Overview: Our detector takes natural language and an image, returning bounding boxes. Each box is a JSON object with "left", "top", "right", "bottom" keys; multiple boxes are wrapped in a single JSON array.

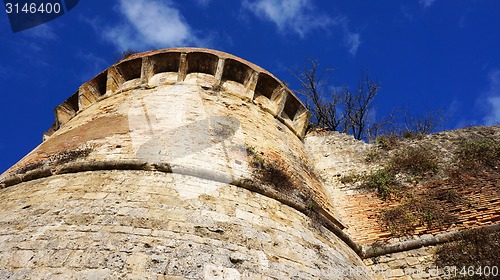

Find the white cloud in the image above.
[
  {"left": 484, "top": 96, "right": 500, "bottom": 125},
  {"left": 242, "top": 0, "right": 333, "bottom": 37},
  {"left": 242, "top": 0, "right": 360, "bottom": 55},
  {"left": 102, "top": 0, "right": 206, "bottom": 51},
  {"left": 419, "top": 0, "right": 436, "bottom": 9},
  {"left": 23, "top": 24, "right": 58, "bottom": 41},
  {"left": 483, "top": 70, "right": 500, "bottom": 125},
  {"left": 336, "top": 16, "right": 361, "bottom": 57},
  {"left": 344, "top": 29, "right": 360, "bottom": 57}
]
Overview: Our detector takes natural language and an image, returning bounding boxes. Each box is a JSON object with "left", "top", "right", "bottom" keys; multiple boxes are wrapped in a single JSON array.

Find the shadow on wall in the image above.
[
  {"left": 135, "top": 115, "right": 241, "bottom": 184},
  {"left": 136, "top": 116, "right": 240, "bottom": 163}
]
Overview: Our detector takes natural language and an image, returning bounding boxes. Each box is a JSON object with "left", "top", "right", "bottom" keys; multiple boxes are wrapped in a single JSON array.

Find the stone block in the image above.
[
  {"left": 406, "top": 256, "right": 420, "bottom": 266},
  {"left": 82, "top": 192, "right": 108, "bottom": 200},
  {"left": 391, "top": 268, "right": 405, "bottom": 277},
  {"left": 7, "top": 250, "right": 35, "bottom": 268}
]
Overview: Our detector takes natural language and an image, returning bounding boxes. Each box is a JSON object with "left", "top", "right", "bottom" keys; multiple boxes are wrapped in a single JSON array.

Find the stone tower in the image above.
[{"left": 0, "top": 48, "right": 369, "bottom": 279}]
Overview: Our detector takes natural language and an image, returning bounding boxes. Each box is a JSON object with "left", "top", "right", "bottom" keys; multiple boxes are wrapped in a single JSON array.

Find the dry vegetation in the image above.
[
  {"left": 337, "top": 126, "right": 500, "bottom": 269},
  {"left": 341, "top": 126, "right": 500, "bottom": 237},
  {"left": 435, "top": 228, "right": 500, "bottom": 279}
]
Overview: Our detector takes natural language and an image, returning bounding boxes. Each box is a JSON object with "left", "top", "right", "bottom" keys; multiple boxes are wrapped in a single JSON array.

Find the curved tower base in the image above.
[
  {"left": 0, "top": 48, "right": 370, "bottom": 279},
  {"left": 0, "top": 170, "right": 368, "bottom": 279}
]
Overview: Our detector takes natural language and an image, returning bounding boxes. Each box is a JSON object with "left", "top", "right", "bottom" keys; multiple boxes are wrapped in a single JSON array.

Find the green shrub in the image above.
[
  {"left": 362, "top": 144, "right": 439, "bottom": 199},
  {"left": 340, "top": 173, "right": 362, "bottom": 184},
  {"left": 379, "top": 206, "right": 416, "bottom": 235},
  {"left": 389, "top": 145, "right": 438, "bottom": 177},
  {"left": 375, "top": 134, "right": 400, "bottom": 150},
  {"left": 433, "top": 188, "right": 463, "bottom": 205},
  {"left": 455, "top": 138, "right": 500, "bottom": 170},
  {"left": 402, "top": 130, "right": 415, "bottom": 139},
  {"left": 246, "top": 145, "right": 299, "bottom": 195},
  {"left": 365, "top": 145, "right": 388, "bottom": 163},
  {"left": 362, "top": 168, "right": 398, "bottom": 199},
  {"left": 379, "top": 195, "right": 455, "bottom": 236}
]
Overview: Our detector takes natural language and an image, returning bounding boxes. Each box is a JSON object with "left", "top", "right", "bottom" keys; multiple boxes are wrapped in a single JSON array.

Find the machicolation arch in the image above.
[{"left": 46, "top": 48, "right": 310, "bottom": 141}]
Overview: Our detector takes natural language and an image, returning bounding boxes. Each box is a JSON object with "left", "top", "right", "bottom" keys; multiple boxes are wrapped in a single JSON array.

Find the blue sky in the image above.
[{"left": 1, "top": 0, "right": 499, "bottom": 173}]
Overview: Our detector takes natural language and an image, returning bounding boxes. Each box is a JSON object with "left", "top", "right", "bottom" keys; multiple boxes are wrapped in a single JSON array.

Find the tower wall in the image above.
[
  {"left": 0, "top": 171, "right": 366, "bottom": 279},
  {"left": 0, "top": 48, "right": 369, "bottom": 279}
]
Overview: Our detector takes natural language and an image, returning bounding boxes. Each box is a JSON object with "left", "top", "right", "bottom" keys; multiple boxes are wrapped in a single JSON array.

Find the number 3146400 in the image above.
[{"left": 5, "top": 2, "right": 62, "bottom": 14}]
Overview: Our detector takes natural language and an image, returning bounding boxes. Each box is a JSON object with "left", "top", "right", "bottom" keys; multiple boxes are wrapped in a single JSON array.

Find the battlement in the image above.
[{"left": 45, "top": 48, "right": 310, "bottom": 140}]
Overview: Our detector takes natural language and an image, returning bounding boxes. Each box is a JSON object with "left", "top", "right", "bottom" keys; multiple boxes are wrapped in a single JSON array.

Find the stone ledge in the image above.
[
  {"left": 362, "top": 223, "right": 500, "bottom": 258},
  {"left": 0, "top": 160, "right": 360, "bottom": 257}
]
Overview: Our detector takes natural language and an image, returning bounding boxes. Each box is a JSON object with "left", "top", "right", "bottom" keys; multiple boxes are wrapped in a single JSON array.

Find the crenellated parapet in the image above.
[{"left": 45, "top": 48, "right": 310, "bottom": 140}]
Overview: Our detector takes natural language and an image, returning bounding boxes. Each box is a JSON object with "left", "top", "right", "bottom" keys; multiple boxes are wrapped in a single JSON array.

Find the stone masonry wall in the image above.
[
  {"left": 305, "top": 130, "right": 384, "bottom": 244},
  {"left": 0, "top": 170, "right": 369, "bottom": 279},
  {"left": 305, "top": 127, "right": 500, "bottom": 279},
  {"left": 2, "top": 48, "right": 340, "bottom": 228},
  {"left": 0, "top": 48, "right": 368, "bottom": 279},
  {"left": 363, "top": 246, "right": 440, "bottom": 280}
]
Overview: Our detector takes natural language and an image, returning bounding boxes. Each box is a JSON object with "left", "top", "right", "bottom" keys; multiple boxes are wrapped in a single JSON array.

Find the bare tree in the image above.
[
  {"left": 368, "top": 107, "right": 446, "bottom": 141},
  {"left": 402, "top": 107, "right": 445, "bottom": 136},
  {"left": 114, "top": 49, "right": 140, "bottom": 62},
  {"left": 290, "top": 59, "right": 344, "bottom": 131},
  {"left": 367, "top": 108, "right": 399, "bottom": 142},
  {"left": 292, "top": 58, "right": 446, "bottom": 141},
  {"left": 292, "top": 60, "right": 380, "bottom": 140},
  {"left": 343, "top": 70, "right": 380, "bottom": 140}
]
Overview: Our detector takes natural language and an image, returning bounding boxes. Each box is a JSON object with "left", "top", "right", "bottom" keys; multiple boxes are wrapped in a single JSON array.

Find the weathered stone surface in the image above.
[
  {"left": 3, "top": 56, "right": 338, "bottom": 229},
  {"left": 363, "top": 245, "right": 445, "bottom": 279},
  {"left": 0, "top": 48, "right": 368, "bottom": 279},
  {"left": 305, "top": 131, "right": 383, "bottom": 243},
  {"left": 0, "top": 171, "right": 368, "bottom": 278},
  {"left": 306, "top": 126, "right": 500, "bottom": 279}
]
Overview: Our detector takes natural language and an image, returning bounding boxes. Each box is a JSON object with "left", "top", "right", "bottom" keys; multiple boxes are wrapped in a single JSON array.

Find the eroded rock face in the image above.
[{"left": 0, "top": 48, "right": 369, "bottom": 279}]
